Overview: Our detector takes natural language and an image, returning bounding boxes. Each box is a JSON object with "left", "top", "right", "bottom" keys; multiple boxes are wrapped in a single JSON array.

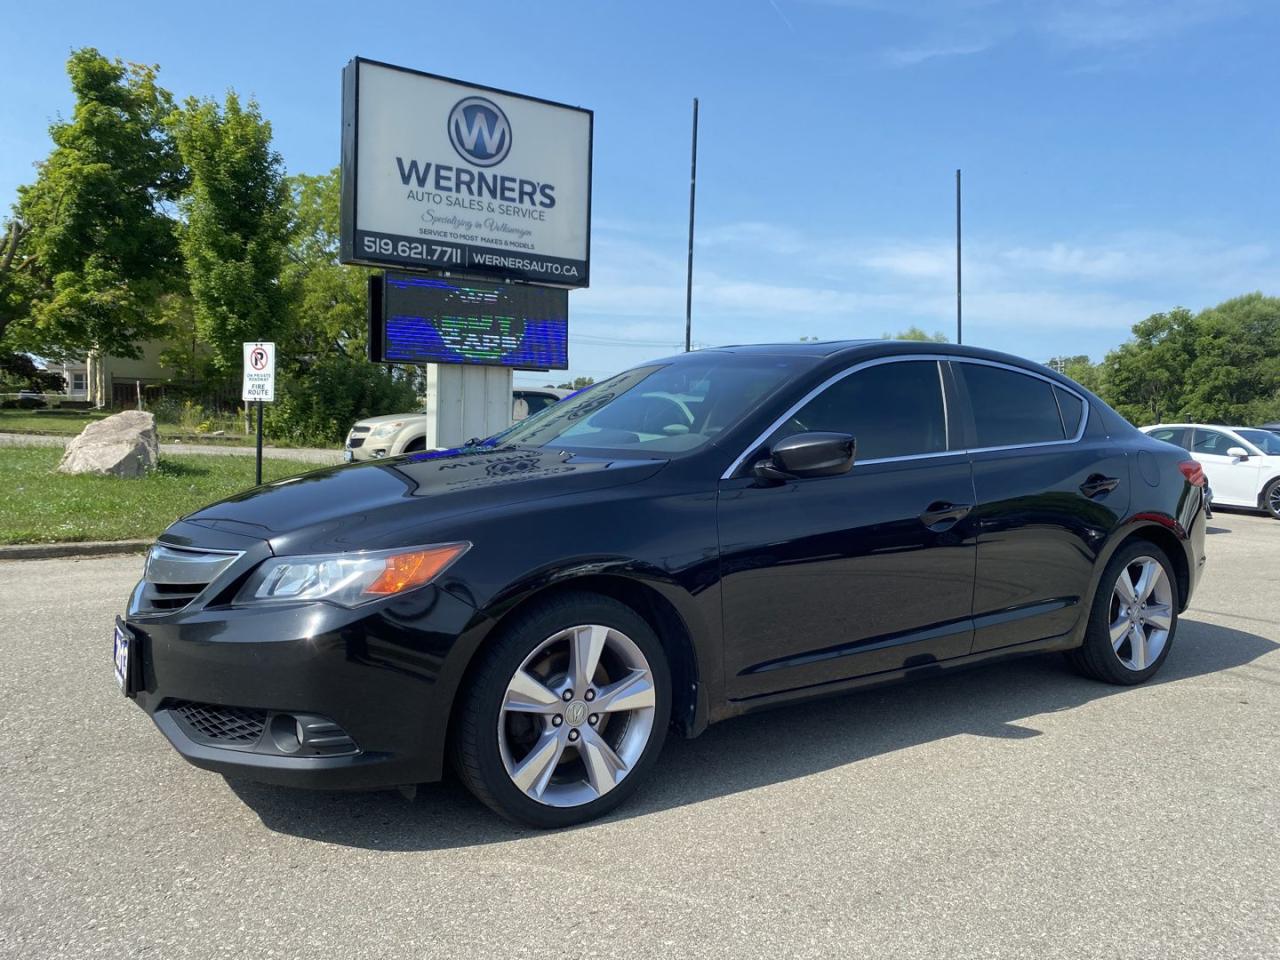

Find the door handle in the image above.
[
  {"left": 1080, "top": 474, "right": 1120, "bottom": 499},
  {"left": 920, "top": 501, "right": 972, "bottom": 530}
]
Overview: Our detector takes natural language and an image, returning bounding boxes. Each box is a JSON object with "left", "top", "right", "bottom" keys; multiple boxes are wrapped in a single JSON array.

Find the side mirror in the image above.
[
  {"left": 754, "top": 432, "right": 855, "bottom": 481},
  {"left": 1227, "top": 446, "right": 1250, "bottom": 460}
]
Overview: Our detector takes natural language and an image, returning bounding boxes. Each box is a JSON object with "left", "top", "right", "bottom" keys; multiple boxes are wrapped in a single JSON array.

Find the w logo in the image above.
[{"left": 448, "top": 97, "right": 512, "bottom": 167}]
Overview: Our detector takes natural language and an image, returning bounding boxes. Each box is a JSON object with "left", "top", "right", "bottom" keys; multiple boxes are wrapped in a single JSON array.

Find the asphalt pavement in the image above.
[{"left": 1, "top": 512, "right": 1276, "bottom": 959}]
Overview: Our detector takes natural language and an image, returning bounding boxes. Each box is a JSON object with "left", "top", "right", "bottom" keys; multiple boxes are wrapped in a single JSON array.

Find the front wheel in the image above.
[
  {"left": 452, "top": 592, "right": 670, "bottom": 827},
  {"left": 1263, "top": 478, "right": 1280, "bottom": 520},
  {"left": 1069, "top": 541, "right": 1179, "bottom": 685}
]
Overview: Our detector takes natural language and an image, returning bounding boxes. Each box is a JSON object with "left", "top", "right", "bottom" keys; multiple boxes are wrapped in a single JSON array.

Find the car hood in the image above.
[
  {"left": 180, "top": 446, "right": 668, "bottom": 554},
  {"left": 351, "top": 411, "right": 423, "bottom": 429}
]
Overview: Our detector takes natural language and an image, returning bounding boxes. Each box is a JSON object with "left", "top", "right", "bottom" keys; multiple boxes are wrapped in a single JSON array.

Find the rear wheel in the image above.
[
  {"left": 1263, "top": 478, "right": 1280, "bottom": 520},
  {"left": 1069, "top": 541, "right": 1178, "bottom": 685},
  {"left": 452, "top": 592, "right": 670, "bottom": 827}
]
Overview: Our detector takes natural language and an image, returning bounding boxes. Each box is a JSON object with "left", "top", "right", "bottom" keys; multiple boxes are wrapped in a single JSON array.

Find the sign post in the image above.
[{"left": 242, "top": 341, "right": 276, "bottom": 485}]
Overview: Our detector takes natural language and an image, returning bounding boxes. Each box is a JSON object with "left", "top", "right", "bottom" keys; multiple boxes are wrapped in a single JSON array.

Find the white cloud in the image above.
[
  {"left": 857, "top": 244, "right": 955, "bottom": 280},
  {"left": 882, "top": 41, "right": 993, "bottom": 67},
  {"left": 1042, "top": 0, "right": 1238, "bottom": 48},
  {"left": 559, "top": 216, "right": 1279, "bottom": 379},
  {"left": 801, "top": 0, "right": 1246, "bottom": 66},
  {"left": 999, "top": 235, "right": 1273, "bottom": 285}
]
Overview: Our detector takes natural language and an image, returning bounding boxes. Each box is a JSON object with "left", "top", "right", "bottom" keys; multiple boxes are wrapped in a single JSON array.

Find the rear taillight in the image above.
[{"left": 1178, "top": 460, "right": 1206, "bottom": 487}]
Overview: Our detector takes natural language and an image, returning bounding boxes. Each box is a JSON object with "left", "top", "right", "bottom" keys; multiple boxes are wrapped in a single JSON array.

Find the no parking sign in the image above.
[{"left": 242, "top": 342, "right": 276, "bottom": 402}]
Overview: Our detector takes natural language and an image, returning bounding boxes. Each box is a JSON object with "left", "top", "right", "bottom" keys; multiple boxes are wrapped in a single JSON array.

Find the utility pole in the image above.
[
  {"left": 955, "top": 168, "right": 963, "bottom": 345},
  {"left": 684, "top": 98, "right": 699, "bottom": 353}
]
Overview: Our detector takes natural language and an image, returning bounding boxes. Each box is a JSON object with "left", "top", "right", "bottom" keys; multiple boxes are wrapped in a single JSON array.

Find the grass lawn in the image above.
[
  {"left": 0, "top": 446, "right": 320, "bottom": 544},
  {"left": 0, "top": 409, "right": 303, "bottom": 446},
  {"left": 0, "top": 409, "right": 113, "bottom": 435}
]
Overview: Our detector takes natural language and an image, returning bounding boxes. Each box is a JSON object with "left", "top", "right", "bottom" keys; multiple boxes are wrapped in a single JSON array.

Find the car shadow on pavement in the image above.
[{"left": 227, "top": 616, "right": 1275, "bottom": 851}]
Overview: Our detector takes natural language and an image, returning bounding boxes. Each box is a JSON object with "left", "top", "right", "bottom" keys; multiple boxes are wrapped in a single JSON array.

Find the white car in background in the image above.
[
  {"left": 344, "top": 387, "right": 569, "bottom": 462},
  {"left": 1141, "top": 423, "right": 1280, "bottom": 520}
]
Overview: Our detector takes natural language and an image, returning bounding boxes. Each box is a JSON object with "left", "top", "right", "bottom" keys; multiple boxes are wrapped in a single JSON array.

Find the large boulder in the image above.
[{"left": 58, "top": 410, "right": 160, "bottom": 478}]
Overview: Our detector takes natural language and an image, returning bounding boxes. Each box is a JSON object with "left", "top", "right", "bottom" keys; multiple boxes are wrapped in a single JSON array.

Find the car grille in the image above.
[
  {"left": 133, "top": 544, "right": 243, "bottom": 615},
  {"left": 170, "top": 700, "right": 267, "bottom": 745},
  {"left": 350, "top": 425, "right": 371, "bottom": 435},
  {"left": 347, "top": 436, "right": 365, "bottom": 449}
]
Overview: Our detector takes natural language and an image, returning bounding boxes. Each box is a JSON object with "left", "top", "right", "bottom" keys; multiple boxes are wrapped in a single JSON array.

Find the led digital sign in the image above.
[{"left": 371, "top": 272, "right": 568, "bottom": 370}]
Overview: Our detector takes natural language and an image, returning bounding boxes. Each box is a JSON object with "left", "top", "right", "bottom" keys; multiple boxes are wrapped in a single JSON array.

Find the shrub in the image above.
[{"left": 263, "top": 355, "right": 419, "bottom": 446}]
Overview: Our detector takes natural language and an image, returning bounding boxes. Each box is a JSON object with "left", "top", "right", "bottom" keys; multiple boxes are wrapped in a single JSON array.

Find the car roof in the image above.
[
  {"left": 700, "top": 339, "right": 878, "bottom": 358},
  {"left": 1143, "top": 423, "right": 1247, "bottom": 430},
  {"left": 658, "top": 339, "right": 1068, "bottom": 371}
]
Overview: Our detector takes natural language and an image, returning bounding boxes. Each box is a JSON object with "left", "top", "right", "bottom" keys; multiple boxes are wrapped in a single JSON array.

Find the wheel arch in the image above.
[
  {"left": 1094, "top": 519, "right": 1192, "bottom": 615},
  {"left": 1257, "top": 474, "right": 1280, "bottom": 512},
  {"left": 444, "top": 572, "right": 710, "bottom": 757},
  {"left": 390, "top": 426, "right": 428, "bottom": 455}
]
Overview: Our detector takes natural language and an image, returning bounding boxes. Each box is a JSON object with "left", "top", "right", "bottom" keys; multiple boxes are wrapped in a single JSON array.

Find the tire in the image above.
[
  {"left": 402, "top": 437, "right": 426, "bottom": 453},
  {"left": 452, "top": 591, "right": 670, "bottom": 828},
  {"left": 1068, "top": 540, "right": 1179, "bottom": 685},
  {"left": 1263, "top": 478, "right": 1280, "bottom": 520}
]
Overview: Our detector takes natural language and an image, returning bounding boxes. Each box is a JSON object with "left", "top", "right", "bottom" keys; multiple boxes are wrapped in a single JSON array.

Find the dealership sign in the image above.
[{"left": 340, "top": 58, "right": 592, "bottom": 287}]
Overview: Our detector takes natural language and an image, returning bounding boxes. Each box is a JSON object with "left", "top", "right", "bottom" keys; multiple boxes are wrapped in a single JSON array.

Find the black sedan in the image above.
[{"left": 116, "top": 341, "right": 1207, "bottom": 827}]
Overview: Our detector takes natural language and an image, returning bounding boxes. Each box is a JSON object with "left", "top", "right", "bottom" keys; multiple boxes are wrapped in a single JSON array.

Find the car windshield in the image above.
[
  {"left": 480, "top": 354, "right": 811, "bottom": 455},
  {"left": 1237, "top": 429, "right": 1280, "bottom": 455}
]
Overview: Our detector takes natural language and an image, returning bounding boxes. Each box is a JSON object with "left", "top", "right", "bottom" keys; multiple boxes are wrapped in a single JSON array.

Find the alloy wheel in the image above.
[
  {"left": 1268, "top": 483, "right": 1280, "bottom": 518},
  {"left": 497, "top": 624, "right": 656, "bottom": 808},
  {"left": 1109, "top": 556, "right": 1174, "bottom": 671}
]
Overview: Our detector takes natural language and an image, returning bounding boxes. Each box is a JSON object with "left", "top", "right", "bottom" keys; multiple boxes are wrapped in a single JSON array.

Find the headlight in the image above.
[
  {"left": 233, "top": 542, "right": 470, "bottom": 607},
  {"left": 369, "top": 421, "right": 403, "bottom": 437}
]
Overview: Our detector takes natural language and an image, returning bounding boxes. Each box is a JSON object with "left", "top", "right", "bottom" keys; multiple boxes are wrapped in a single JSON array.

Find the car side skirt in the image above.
[{"left": 718, "top": 630, "right": 1078, "bottom": 719}]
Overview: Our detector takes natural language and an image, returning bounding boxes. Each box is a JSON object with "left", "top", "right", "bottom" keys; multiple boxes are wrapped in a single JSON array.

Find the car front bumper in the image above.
[{"left": 126, "top": 585, "right": 489, "bottom": 789}]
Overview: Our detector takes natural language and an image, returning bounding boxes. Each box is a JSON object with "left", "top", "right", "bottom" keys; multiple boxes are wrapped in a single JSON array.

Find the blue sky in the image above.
[{"left": 3, "top": 0, "right": 1278, "bottom": 385}]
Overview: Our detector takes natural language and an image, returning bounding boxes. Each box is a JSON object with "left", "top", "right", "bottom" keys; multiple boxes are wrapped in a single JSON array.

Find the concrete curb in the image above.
[{"left": 0, "top": 539, "right": 150, "bottom": 561}]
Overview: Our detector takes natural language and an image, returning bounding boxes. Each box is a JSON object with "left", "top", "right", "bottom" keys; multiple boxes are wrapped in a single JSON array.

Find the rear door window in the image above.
[
  {"left": 1192, "top": 429, "right": 1235, "bottom": 455},
  {"left": 1054, "top": 387, "right": 1085, "bottom": 437},
  {"left": 1148, "top": 427, "right": 1190, "bottom": 449},
  {"left": 521, "top": 392, "right": 560, "bottom": 416},
  {"left": 959, "top": 363, "right": 1067, "bottom": 447},
  {"left": 773, "top": 360, "right": 948, "bottom": 460}
]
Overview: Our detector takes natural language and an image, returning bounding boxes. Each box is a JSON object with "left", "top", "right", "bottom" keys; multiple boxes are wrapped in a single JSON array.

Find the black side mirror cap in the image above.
[{"left": 753, "top": 432, "right": 856, "bottom": 481}]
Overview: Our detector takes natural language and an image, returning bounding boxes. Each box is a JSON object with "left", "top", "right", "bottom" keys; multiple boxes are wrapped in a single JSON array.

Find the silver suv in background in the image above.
[{"left": 344, "top": 387, "right": 569, "bottom": 462}]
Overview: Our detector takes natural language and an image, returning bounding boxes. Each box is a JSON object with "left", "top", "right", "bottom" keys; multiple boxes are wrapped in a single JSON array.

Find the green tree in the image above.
[
  {"left": 262, "top": 166, "right": 422, "bottom": 442},
  {"left": 0, "top": 219, "right": 40, "bottom": 348},
  {"left": 5, "top": 48, "right": 185, "bottom": 359},
  {"left": 881, "top": 326, "right": 949, "bottom": 342},
  {"left": 1095, "top": 295, "right": 1280, "bottom": 425},
  {"left": 555, "top": 376, "right": 595, "bottom": 390},
  {"left": 281, "top": 168, "right": 366, "bottom": 360},
  {"left": 1181, "top": 293, "right": 1280, "bottom": 423},
  {"left": 1098, "top": 308, "right": 1197, "bottom": 424},
  {"left": 172, "top": 91, "right": 289, "bottom": 370}
]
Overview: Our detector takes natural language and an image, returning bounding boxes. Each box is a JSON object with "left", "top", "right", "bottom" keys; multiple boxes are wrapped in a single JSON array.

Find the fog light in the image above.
[{"left": 269, "top": 713, "right": 302, "bottom": 754}]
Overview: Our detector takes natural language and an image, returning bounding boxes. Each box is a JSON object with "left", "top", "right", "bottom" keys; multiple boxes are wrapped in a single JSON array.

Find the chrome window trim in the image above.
[
  {"left": 720, "top": 354, "right": 1090, "bottom": 480},
  {"left": 938, "top": 360, "right": 951, "bottom": 450}
]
